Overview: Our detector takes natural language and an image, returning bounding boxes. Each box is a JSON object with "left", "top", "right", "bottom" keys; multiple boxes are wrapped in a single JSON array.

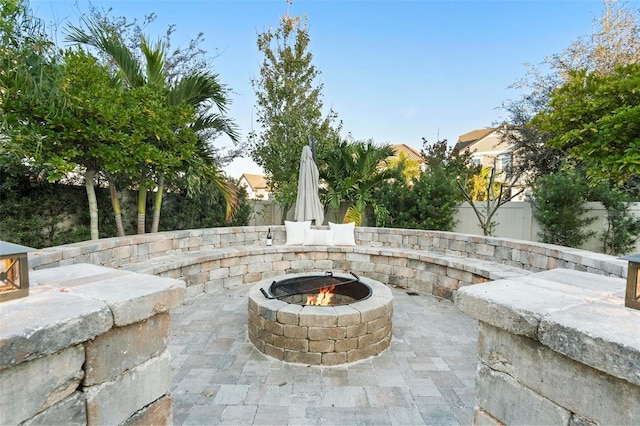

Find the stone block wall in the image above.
[
  {"left": 23, "top": 226, "right": 627, "bottom": 304},
  {"left": 0, "top": 264, "right": 185, "bottom": 425},
  {"left": 27, "top": 226, "right": 627, "bottom": 279},
  {"left": 456, "top": 268, "right": 640, "bottom": 425},
  {"left": 115, "top": 246, "right": 529, "bottom": 301}
]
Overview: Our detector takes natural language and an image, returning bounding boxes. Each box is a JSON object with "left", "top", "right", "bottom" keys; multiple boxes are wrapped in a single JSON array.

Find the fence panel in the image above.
[{"left": 248, "top": 200, "right": 640, "bottom": 254}]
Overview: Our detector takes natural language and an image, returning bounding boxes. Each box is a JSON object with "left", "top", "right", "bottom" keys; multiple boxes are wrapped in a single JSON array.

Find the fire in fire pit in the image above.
[
  {"left": 248, "top": 272, "right": 393, "bottom": 365},
  {"left": 306, "top": 285, "right": 335, "bottom": 305},
  {"left": 260, "top": 272, "right": 371, "bottom": 306}
]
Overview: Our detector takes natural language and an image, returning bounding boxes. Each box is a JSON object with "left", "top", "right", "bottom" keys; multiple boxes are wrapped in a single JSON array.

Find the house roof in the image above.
[
  {"left": 454, "top": 128, "right": 495, "bottom": 152},
  {"left": 378, "top": 144, "right": 424, "bottom": 169},
  {"left": 390, "top": 144, "right": 424, "bottom": 163},
  {"left": 240, "top": 173, "right": 268, "bottom": 191}
]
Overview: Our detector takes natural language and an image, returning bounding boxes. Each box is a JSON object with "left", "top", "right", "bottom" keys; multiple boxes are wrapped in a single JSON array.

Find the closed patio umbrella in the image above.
[{"left": 294, "top": 145, "right": 324, "bottom": 225}]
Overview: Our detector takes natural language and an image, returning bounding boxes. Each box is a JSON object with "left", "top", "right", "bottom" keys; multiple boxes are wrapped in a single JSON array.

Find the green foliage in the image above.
[
  {"left": 372, "top": 139, "right": 469, "bottom": 230},
  {"left": 595, "top": 184, "right": 640, "bottom": 255},
  {"left": 529, "top": 170, "right": 597, "bottom": 247},
  {"left": 0, "top": 155, "right": 248, "bottom": 247},
  {"left": 319, "top": 139, "right": 399, "bottom": 226},
  {"left": 423, "top": 138, "right": 478, "bottom": 178},
  {"left": 0, "top": 156, "right": 91, "bottom": 248},
  {"left": 248, "top": 13, "right": 340, "bottom": 217},
  {"left": 533, "top": 64, "right": 640, "bottom": 183},
  {"left": 465, "top": 167, "right": 500, "bottom": 202},
  {"left": 503, "top": 1, "right": 640, "bottom": 187},
  {"left": 64, "top": 10, "right": 241, "bottom": 236},
  {"left": 374, "top": 168, "right": 461, "bottom": 231},
  {"left": 159, "top": 183, "right": 251, "bottom": 231}
]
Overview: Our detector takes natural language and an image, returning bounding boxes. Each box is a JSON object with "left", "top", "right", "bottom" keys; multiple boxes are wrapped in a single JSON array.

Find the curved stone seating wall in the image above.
[{"left": 27, "top": 226, "right": 628, "bottom": 301}]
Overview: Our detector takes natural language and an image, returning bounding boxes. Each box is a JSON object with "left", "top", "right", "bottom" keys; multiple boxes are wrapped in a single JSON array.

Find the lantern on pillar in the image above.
[
  {"left": 621, "top": 254, "right": 640, "bottom": 310},
  {"left": 0, "top": 241, "right": 33, "bottom": 302}
]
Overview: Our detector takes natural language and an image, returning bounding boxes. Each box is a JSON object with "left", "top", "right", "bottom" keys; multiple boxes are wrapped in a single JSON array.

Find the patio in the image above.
[
  {"left": 7, "top": 226, "right": 634, "bottom": 425},
  {"left": 169, "top": 285, "right": 479, "bottom": 425}
]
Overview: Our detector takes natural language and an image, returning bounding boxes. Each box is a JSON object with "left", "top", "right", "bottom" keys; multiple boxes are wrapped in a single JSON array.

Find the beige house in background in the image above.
[
  {"left": 239, "top": 173, "right": 271, "bottom": 200},
  {"left": 454, "top": 128, "right": 515, "bottom": 171},
  {"left": 454, "top": 127, "right": 526, "bottom": 201},
  {"left": 389, "top": 144, "right": 424, "bottom": 163}
]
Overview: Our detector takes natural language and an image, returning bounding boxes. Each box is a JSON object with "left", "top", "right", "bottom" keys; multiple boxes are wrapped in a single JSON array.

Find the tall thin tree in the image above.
[{"left": 248, "top": 11, "right": 340, "bottom": 222}]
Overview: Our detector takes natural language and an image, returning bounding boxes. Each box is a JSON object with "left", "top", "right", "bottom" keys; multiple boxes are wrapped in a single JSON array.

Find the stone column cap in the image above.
[
  {"left": 0, "top": 264, "right": 185, "bottom": 368},
  {"left": 456, "top": 268, "right": 640, "bottom": 386}
]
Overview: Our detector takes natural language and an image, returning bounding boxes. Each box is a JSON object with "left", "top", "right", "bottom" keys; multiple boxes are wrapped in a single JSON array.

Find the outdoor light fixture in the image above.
[
  {"left": 621, "top": 254, "right": 640, "bottom": 310},
  {"left": 0, "top": 241, "right": 33, "bottom": 302}
]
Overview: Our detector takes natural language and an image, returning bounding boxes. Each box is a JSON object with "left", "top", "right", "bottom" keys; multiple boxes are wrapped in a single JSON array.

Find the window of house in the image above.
[{"left": 500, "top": 155, "right": 511, "bottom": 170}]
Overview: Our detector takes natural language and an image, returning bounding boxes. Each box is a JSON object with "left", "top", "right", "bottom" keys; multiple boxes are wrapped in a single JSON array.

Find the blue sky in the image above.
[{"left": 30, "top": 0, "right": 618, "bottom": 178}]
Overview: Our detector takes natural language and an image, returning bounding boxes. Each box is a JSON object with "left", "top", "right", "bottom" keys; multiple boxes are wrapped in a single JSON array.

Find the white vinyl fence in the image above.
[
  {"left": 248, "top": 200, "right": 640, "bottom": 254},
  {"left": 456, "top": 201, "right": 640, "bottom": 254}
]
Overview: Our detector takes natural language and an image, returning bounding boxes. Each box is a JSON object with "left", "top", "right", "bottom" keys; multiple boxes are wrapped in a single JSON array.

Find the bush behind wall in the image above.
[{"left": 0, "top": 165, "right": 250, "bottom": 248}]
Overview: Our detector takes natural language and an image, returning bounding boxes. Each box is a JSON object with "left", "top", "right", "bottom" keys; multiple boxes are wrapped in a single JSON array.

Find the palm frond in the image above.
[
  {"left": 186, "top": 161, "right": 240, "bottom": 221},
  {"left": 344, "top": 204, "right": 365, "bottom": 226},
  {"left": 140, "top": 35, "right": 166, "bottom": 86},
  {"left": 193, "top": 113, "right": 240, "bottom": 143},
  {"left": 169, "top": 72, "right": 228, "bottom": 111},
  {"left": 65, "top": 17, "right": 145, "bottom": 88}
]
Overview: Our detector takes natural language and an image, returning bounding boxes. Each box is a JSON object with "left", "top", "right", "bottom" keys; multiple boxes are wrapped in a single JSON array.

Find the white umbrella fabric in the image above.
[{"left": 294, "top": 145, "right": 324, "bottom": 225}]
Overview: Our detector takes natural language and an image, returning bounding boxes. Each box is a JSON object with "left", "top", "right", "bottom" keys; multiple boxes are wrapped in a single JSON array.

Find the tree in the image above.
[
  {"left": 384, "top": 152, "right": 421, "bottom": 184},
  {"left": 529, "top": 170, "right": 597, "bottom": 248},
  {"left": 596, "top": 184, "right": 640, "bottom": 255},
  {"left": 502, "top": 0, "right": 640, "bottom": 185},
  {"left": 466, "top": 167, "right": 501, "bottom": 202},
  {"left": 371, "top": 139, "right": 474, "bottom": 230},
  {"left": 374, "top": 168, "right": 461, "bottom": 231},
  {"left": 532, "top": 64, "right": 640, "bottom": 183},
  {"left": 1, "top": 0, "right": 54, "bottom": 165},
  {"left": 319, "top": 139, "right": 400, "bottom": 226},
  {"left": 248, "top": 11, "right": 340, "bottom": 221},
  {"left": 457, "top": 159, "right": 525, "bottom": 237},
  {"left": 3, "top": 46, "right": 190, "bottom": 239},
  {"left": 549, "top": 0, "right": 640, "bottom": 77},
  {"left": 66, "top": 16, "right": 240, "bottom": 234}
]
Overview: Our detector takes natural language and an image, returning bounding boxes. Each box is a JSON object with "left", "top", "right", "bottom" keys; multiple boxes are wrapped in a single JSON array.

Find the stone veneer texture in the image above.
[
  {"left": 0, "top": 263, "right": 185, "bottom": 426},
  {"left": 248, "top": 274, "right": 393, "bottom": 365},
  {"left": 456, "top": 268, "right": 640, "bottom": 425}
]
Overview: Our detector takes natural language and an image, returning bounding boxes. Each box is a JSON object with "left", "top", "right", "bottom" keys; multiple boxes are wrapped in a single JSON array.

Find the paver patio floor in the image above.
[{"left": 169, "top": 285, "right": 479, "bottom": 425}]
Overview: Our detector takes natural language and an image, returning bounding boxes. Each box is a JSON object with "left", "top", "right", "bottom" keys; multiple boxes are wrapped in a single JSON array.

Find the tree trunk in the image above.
[
  {"left": 85, "top": 169, "right": 99, "bottom": 240},
  {"left": 107, "top": 176, "right": 125, "bottom": 237},
  {"left": 137, "top": 183, "right": 147, "bottom": 234},
  {"left": 151, "top": 176, "right": 164, "bottom": 233},
  {"left": 281, "top": 203, "right": 292, "bottom": 224}
]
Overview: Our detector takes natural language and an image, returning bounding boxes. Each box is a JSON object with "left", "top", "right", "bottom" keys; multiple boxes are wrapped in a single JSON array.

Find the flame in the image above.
[{"left": 306, "top": 285, "right": 336, "bottom": 305}]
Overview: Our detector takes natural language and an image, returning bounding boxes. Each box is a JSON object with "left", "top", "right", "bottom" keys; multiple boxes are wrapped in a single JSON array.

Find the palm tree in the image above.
[
  {"left": 320, "top": 139, "right": 401, "bottom": 226},
  {"left": 66, "top": 18, "right": 240, "bottom": 234}
]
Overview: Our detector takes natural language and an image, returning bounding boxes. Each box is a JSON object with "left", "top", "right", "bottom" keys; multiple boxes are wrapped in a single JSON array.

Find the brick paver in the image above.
[{"left": 169, "top": 285, "right": 478, "bottom": 425}]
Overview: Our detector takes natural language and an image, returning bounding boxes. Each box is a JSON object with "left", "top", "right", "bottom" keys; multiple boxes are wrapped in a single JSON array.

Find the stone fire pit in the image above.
[{"left": 247, "top": 272, "right": 393, "bottom": 365}]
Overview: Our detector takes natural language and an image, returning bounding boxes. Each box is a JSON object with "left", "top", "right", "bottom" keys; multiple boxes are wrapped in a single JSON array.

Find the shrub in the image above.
[
  {"left": 597, "top": 185, "right": 640, "bottom": 255},
  {"left": 0, "top": 156, "right": 249, "bottom": 246},
  {"left": 373, "top": 168, "right": 462, "bottom": 231},
  {"left": 529, "top": 170, "right": 596, "bottom": 247},
  {"left": 0, "top": 157, "right": 92, "bottom": 247},
  {"left": 158, "top": 185, "right": 251, "bottom": 231}
]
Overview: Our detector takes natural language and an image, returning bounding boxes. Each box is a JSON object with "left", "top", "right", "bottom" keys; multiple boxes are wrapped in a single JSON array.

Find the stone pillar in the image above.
[
  {"left": 0, "top": 263, "right": 185, "bottom": 425},
  {"left": 456, "top": 268, "right": 640, "bottom": 425}
]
